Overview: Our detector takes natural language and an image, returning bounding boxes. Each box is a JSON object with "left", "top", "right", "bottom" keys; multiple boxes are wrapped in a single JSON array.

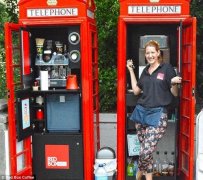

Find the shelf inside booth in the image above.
[{"left": 32, "top": 88, "right": 81, "bottom": 93}]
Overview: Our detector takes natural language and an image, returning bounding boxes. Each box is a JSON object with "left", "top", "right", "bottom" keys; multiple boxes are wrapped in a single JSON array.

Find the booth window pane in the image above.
[
  {"left": 17, "top": 154, "right": 25, "bottom": 172},
  {"left": 12, "top": 32, "right": 20, "bottom": 65},
  {"left": 182, "top": 153, "right": 189, "bottom": 172},
  {"left": 181, "top": 99, "right": 191, "bottom": 118},
  {"left": 182, "top": 136, "right": 189, "bottom": 152},
  {"left": 16, "top": 141, "right": 25, "bottom": 172},
  {"left": 182, "top": 117, "right": 189, "bottom": 135}
]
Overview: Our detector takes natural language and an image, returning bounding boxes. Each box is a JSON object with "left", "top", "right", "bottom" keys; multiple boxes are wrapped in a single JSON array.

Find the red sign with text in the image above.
[{"left": 45, "top": 145, "right": 69, "bottom": 169}]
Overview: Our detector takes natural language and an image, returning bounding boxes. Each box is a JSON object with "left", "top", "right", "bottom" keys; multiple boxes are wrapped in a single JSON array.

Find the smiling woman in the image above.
[{"left": 126, "top": 40, "right": 182, "bottom": 180}]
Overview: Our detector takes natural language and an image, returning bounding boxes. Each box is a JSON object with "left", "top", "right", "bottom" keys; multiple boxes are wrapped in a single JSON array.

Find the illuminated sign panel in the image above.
[
  {"left": 27, "top": 8, "right": 78, "bottom": 17},
  {"left": 128, "top": 5, "right": 181, "bottom": 14}
]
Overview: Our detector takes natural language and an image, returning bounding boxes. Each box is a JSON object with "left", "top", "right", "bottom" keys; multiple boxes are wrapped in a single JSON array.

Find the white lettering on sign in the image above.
[
  {"left": 128, "top": 6, "right": 181, "bottom": 14},
  {"left": 27, "top": 8, "right": 78, "bottom": 17},
  {"left": 48, "top": 157, "right": 57, "bottom": 166},
  {"left": 47, "top": 157, "right": 67, "bottom": 167}
]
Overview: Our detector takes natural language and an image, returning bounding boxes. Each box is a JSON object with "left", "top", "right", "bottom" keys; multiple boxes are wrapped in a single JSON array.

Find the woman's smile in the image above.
[{"left": 145, "top": 46, "right": 160, "bottom": 65}]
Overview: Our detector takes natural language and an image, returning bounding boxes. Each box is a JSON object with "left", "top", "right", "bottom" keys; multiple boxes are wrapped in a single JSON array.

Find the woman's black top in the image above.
[{"left": 137, "top": 63, "right": 176, "bottom": 108}]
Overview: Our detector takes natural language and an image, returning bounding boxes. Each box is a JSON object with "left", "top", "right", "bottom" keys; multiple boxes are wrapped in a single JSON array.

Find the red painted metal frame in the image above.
[
  {"left": 117, "top": 17, "right": 127, "bottom": 179},
  {"left": 5, "top": 0, "right": 99, "bottom": 179},
  {"left": 89, "top": 23, "right": 100, "bottom": 150},
  {"left": 117, "top": 1, "right": 196, "bottom": 180},
  {"left": 178, "top": 17, "right": 196, "bottom": 180},
  {"left": 5, "top": 23, "right": 32, "bottom": 176}
]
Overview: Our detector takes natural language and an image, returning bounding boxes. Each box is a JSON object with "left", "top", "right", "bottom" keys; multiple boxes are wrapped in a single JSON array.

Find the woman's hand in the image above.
[
  {"left": 127, "top": 59, "right": 135, "bottom": 71},
  {"left": 126, "top": 59, "right": 141, "bottom": 95},
  {"left": 170, "top": 76, "right": 182, "bottom": 97},
  {"left": 171, "top": 76, "right": 182, "bottom": 85}
]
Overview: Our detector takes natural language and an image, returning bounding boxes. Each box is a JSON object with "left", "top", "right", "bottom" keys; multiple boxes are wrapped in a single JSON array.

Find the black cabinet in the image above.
[
  {"left": 33, "top": 133, "right": 83, "bottom": 180},
  {"left": 16, "top": 89, "right": 84, "bottom": 179}
]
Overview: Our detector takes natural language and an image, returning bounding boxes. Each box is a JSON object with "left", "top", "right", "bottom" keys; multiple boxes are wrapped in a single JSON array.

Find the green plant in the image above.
[
  {"left": 0, "top": 0, "right": 18, "bottom": 99},
  {"left": 95, "top": 0, "right": 119, "bottom": 68},
  {"left": 95, "top": 0, "right": 119, "bottom": 112},
  {"left": 191, "top": 0, "right": 203, "bottom": 102},
  {"left": 99, "top": 67, "right": 117, "bottom": 112},
  {"left": 0, "top": 3, "right": 8, "bottom": 98},
  {"left": 4, "top": 0, "right": 18, "bottom": 23}
]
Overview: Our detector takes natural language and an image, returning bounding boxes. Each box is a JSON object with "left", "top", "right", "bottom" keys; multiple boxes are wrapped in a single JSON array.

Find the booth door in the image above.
[
  {"left": 178, "top": 17, "right": 196, "bottom": 180},
  {"left": 5, "top": 23, "right": 32, "bottom": 176}
]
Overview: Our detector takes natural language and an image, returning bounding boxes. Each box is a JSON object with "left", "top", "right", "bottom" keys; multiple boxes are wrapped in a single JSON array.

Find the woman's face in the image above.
[{"left": 145, "top": 45, "right": 160, "bottom": 65}]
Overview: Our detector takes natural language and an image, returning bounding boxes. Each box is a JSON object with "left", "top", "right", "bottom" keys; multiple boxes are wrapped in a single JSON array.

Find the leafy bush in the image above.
[
  {"left": 191, "top": 1, "right": 203, "bottom": 102},
  {"left": 95, "top": 0, "right": 119, "bottom": 112},
  {"left": 99, "top": 67, "right": 117, "bottom": 112},
  {"left": 95, "top": 0, "right": 119, "bottom": 68},
  {"left": 0, "top": 3, "right": 8, "bottom": 98},
  {"left": 0, "top": 1, "right": 18, "bottom": 99}
]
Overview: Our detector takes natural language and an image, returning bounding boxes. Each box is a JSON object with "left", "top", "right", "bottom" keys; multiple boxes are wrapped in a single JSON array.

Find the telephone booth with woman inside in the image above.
[
  {"left": 117, "top": 0, "right": 196, "bottom": 180},
  {"left": 4, "top": 0, "right": 100, "bottom": 179}
]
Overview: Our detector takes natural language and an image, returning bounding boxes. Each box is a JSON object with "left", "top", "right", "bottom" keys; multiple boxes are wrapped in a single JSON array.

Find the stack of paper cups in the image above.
[{"left": 40, "top": 71, "right": 49, "bottom": 90}]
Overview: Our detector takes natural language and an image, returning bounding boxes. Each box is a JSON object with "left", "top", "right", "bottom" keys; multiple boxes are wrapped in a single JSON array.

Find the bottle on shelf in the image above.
[
  {"left": 153, "top": 151, "right": 161, "bottom": 176},
  {"left": 132, "top": 156, "right": 138, "bottom": 176},
  {"left": 161, "top": 151, "right": 169, "bottom": 176},
  {"left": 127, "top": 157, "right": 134, "bottom": 176},
  {"left": 168, "top": 151, "right": 175, "bottom": 176},
  {"left": 36, "top": 95, "right": 44, "bottom": 105},
  {"left": 171, "top": 113, "right": 176, "bottom": 122},
  {"left": 95, "top": 164, "right": 108, "bottom": 180},
  {"left": 32, "top": 81, "right": 39, "bottom": 91}
]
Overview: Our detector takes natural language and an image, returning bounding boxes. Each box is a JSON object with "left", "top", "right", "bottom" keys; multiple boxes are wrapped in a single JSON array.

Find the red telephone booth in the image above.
[
  {"left": 5, "top": 0, "right": 100, "bottom": 179},
  {"left": 117, "top": 0, "right": 196, "bottom": 180}
]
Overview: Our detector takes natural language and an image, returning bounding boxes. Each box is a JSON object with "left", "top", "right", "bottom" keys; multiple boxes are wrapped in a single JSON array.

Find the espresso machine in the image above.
[{"left": 34, "top": 27, "right": 81, "bottom": 88}]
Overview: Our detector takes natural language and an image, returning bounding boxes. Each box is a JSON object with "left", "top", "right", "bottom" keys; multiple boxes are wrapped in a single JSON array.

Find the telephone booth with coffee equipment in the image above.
[
  {"left": 117, "top": 0, "right": 196, "bottom": 180},
  {"left": 5, "top": 0, "right": 100, "bottom": 179}
]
